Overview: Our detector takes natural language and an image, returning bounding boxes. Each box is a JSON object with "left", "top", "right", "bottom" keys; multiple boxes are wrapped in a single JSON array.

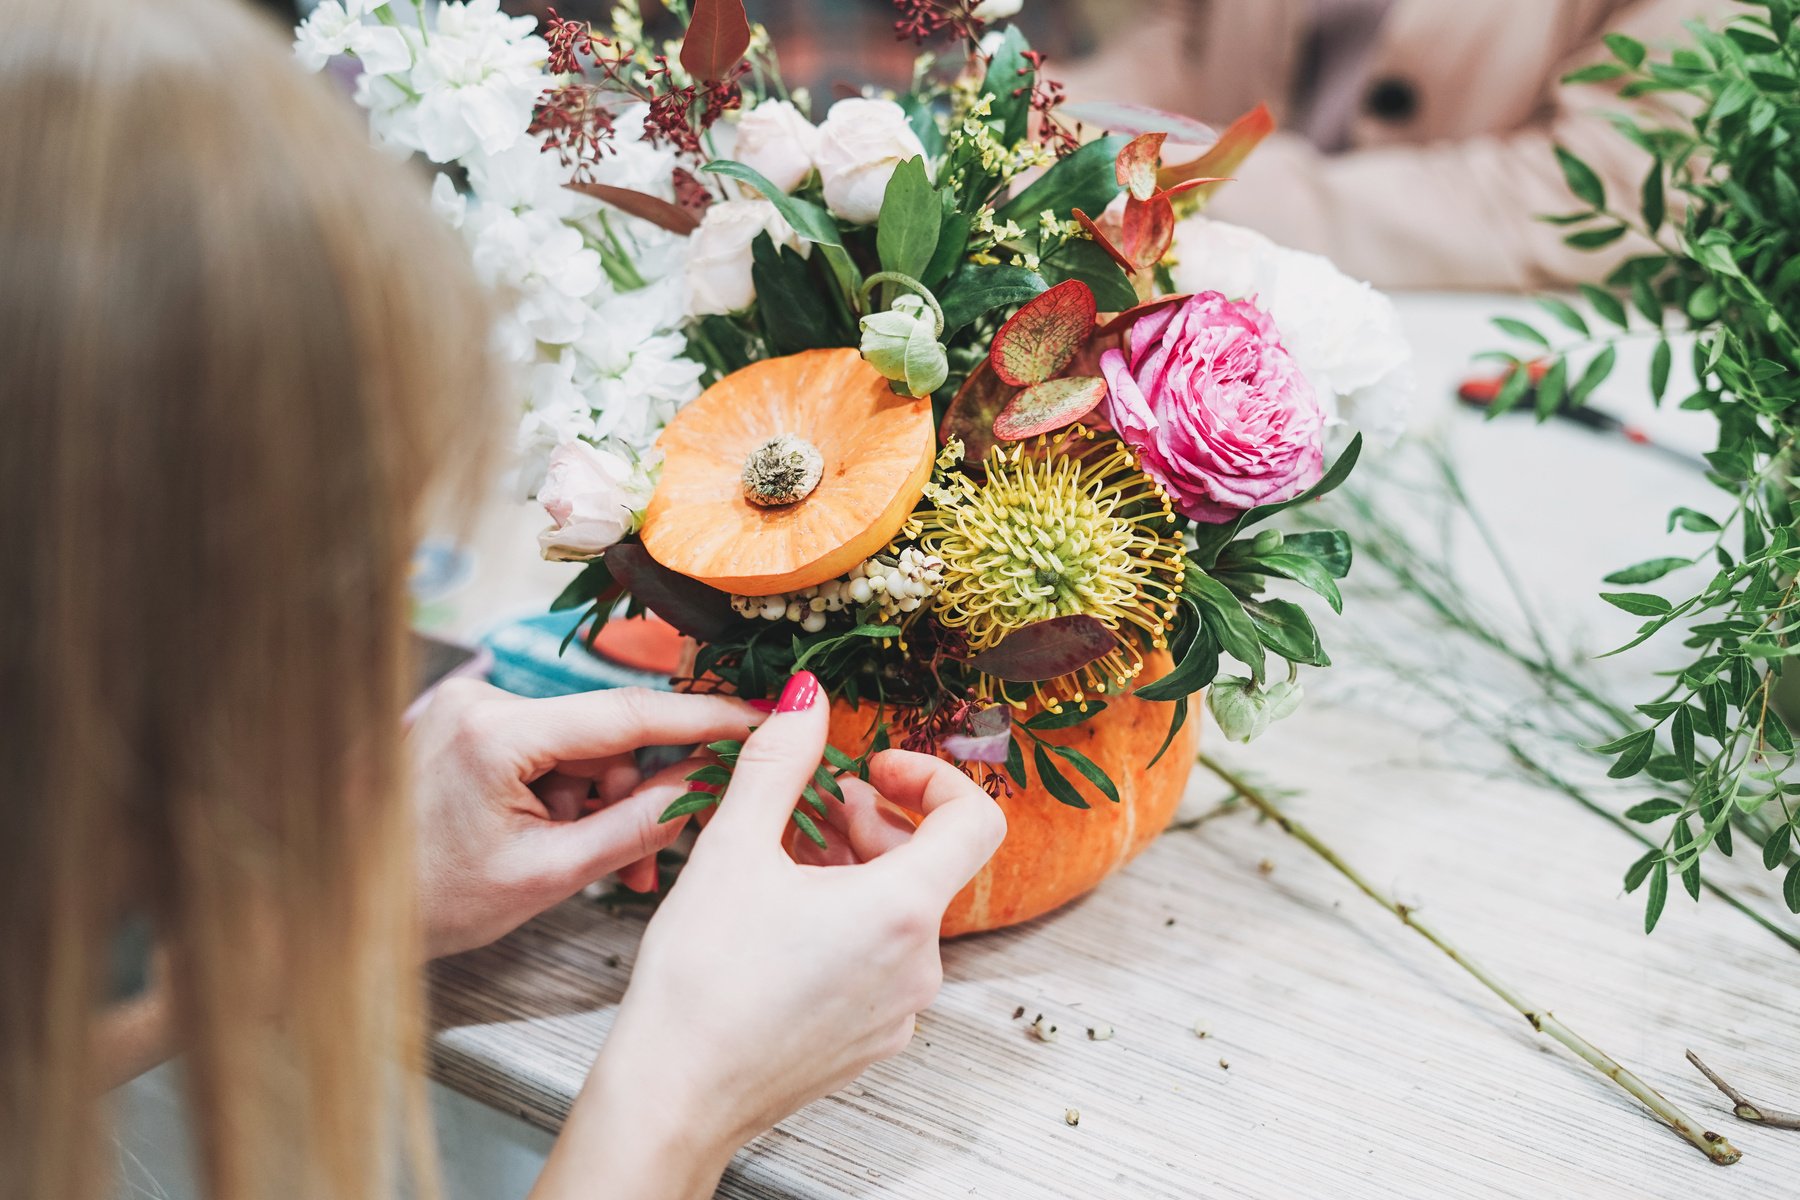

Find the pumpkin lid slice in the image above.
[{"left": 641, "top": 348, "right": 937, "bottom": 597}]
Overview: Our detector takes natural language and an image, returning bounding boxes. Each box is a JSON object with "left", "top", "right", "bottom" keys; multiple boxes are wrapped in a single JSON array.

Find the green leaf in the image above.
[
  {"left": 1048, "top": 744, "right": 1121, "bottom": 804},
  {"left": 1033, "top": 742, "right": 1090, "bottom": 809},
  {"left": 982, "top": 25, "right": 1034, "bottom": 146},
  {"left": 822, "top": 743, "right": 857, "bottom": 772},
  {"left": 1025, "top": 701, "right": 1108, "bottom": 731},
  {"left": 1604, "top": 32, "right": 1647, "bottom": 68},
  {"left": 1603, "top": 556, "right": 1690, "bottom": 585},
  {"left": 1490, "top": 363, "right": 1531, "bottom": 417},
  {"left": 1668, "top": 507, "right": 1720, "bottom": 533},
  {"left": 1004, "top": 732, "right": 1027, "bottom": 788},
  {"left": 1216, "top": 546, "right": 1343, "bottom": 613},
  {"left": 1039, "top": 237, "right": 1138, "bottom": 311},
  {"left": 1281, "top": 530, "right": 1353, "bottom": 578},
  {"left": 1564, "top": 62, "right": 1628, "bottom": 84},
  {"left": 660, "top": 791, "right": 721, "bottom": 822},
  {"left": 1649, "top": 337, "right": 1671, "bottom": 403},
  {"left": 1534, "top": 355, "right": 1568, "bottom": 420},
  {"left": 1785, "top": 862, "right": 1800, "bottom": 914},
  {"left": 995, "top": 135, "right": 1130, "bottom": 227},
  {"left": 1555, "top": 146, "right": 1607, "bottom": 209},
  {"left": 1144, "top": 696, "right": 1188, "bottom": 770},
  {"left": 1641, "top": 160, "right": 1666, "bottom": 234},
  {"left": 1492, "top": 315, "right": 1550, "bottom": 348},
  {"left": 1762, "top": 828, "right": 1790, "bottom": 872},
  {"left": 790, "top": 808, "right": 827, "bottom": 849},
  {"left": 1623, "top": 798, "right": 1683, "bottom": 822},
  {"left": 1672, "top": 705, "right": 1695, "bottom": 769},
  {"left": 1644, "top": 861, "right": 1669, "bottom": 932},
  {"left": 937, "top": 262, "right": 1048, "bottom": 333},
  {"left": 1568, "top": 344, "right": 1617, "bottom": 407},
  {"left": 1536, "top": 295, "right": 1589, "bottom": 335},
  {"left": 1601, "top": 591, "right": 1673, "bottom": 616},
  {"left": 551, "top": 559, "right": 614, "bottom": 612},
  {"left": 753, "top": 233, "right": 850, "bottom": 353},
  {"left": 685, "top": 763, "right": 734, "bottom": 787},
  {"left": 1603, "top": 728, "right": 1656, "bottom": 779},
  {"left": 812, "top": 764, "right": 844, "bottom": 803},
  {"left": 876, "top": 156, "right": 940, "bottom": 281},
  {"left": 1566, "top": 225, "right": 1627, "bottom": 249},
  {"left": 1623, "top": 848, "right": 1659, "bottom": 892},
  {"left": 1186, "top": 571, "right": 1264, "bottom": 680},
  {"left": 921, "top": 211, "right": 971, "bottom": 290},
  {"left": 1239, "top": 433, "right": 1364, "bottom": 528},
  {"left": 1579, "top": 283, "right": 1629, "bottom": 328},
  {"left": 1245, "top": 596, "right": 1327, "bottom": 666},
  {"left": 702, "top": 160, "right": 861, "bottom": 296}
]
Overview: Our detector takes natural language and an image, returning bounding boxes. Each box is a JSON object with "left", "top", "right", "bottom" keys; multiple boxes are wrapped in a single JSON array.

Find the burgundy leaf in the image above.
[
  {"left": 964, "top": 615, "right": 1115, "bottom": 682},
  {"left": 1119, "top": 193, "right": 1174, "bottom": 270},
  {"left": 989, "top": 279, "right": 1097, "bottom": 387},
  {"left": 939, "top": 359, "right": 1019, "bottom": 466},
  {"left": 678, "top": 0, "right": 752, "bottom": 81},
  {"left": 992, "top": 376, "right": 1108, "bottom": 441},
  {"left": 1114, "top": 132, "right": 1165, "bottom": 202},
  {"left": 604, "top": 543, "right": 736, "bottom": 641},
  {"left": 1071, "top": 208, "right": 1137, "bottom": 274},
  {"left": 567, "top": 182, "right": 701, "bottom": 233},
  {"left": 1157, "top": 102, "right": 1274, "bottom": 200},
  {"left": 1095, "top": 292, "right": 1191, "bottom": 338}
]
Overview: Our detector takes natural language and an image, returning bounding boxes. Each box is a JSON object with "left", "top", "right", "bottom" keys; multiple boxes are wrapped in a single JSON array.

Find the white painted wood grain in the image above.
[{"left": 426, "top": 295, "right": 1800, "bottom": 1199}]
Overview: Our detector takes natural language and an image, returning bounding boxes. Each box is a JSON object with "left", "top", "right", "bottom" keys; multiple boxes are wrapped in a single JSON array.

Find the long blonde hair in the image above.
[{"left": 0, "top": 1, "right": 499, "bottom": 1197}]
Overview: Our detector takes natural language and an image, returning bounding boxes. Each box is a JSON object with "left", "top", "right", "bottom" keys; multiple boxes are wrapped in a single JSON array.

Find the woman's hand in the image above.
[
  {"left": 408, "top": 679, "right": 762, "bottom": 959},
  {"left": 532, "top": 671, "right": 1006, "bottom": 1200}
]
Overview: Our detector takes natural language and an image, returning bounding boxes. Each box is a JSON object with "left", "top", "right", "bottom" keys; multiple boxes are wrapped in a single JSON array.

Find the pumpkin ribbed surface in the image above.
[
  {"left": 641, "top": 348, "right": 936, "bottom": 596},
  {"left": 818, "top": 650, "right": 1198, "bottom": 936}
]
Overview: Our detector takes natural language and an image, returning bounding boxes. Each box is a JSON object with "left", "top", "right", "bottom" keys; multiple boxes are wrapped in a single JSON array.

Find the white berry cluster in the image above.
[{"left": 730, "top": 548, "right": 946, "bottom": 632}]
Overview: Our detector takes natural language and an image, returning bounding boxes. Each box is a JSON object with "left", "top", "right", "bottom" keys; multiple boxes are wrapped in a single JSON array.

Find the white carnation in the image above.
[
  {"left": 294, "top": 1, "right": 410, "bottom": 75},
  {"left": 1171, "top": 218, "right": 1414, "bottom": 445}
]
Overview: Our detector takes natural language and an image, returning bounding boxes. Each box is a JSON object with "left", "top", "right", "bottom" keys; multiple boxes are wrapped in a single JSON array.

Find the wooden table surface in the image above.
[{"left": 424, "top": 295, "right": 1800, "bottom": 1199}]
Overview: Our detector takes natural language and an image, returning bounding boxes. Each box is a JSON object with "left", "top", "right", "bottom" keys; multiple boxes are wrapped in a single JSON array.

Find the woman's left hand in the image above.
[{"left": 408, "top": 679, "right": 762, "bottom": 958}]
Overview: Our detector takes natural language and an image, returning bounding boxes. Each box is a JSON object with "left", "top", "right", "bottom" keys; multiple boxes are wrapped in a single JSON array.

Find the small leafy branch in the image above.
[
  {"left": 1484, "top": 3, "right": 1800, "bottom": 931},
  {"left": 661, "top": 738, "right": 884, "bottom": 849}
]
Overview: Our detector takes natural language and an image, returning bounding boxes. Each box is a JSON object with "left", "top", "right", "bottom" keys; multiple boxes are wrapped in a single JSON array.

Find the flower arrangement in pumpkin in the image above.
[
  {"left": 514, "top": 0, "right": 1414, "bottom": 843},
  {"left": 297, "top": 0, "right": 1410, "bottom": 928}
]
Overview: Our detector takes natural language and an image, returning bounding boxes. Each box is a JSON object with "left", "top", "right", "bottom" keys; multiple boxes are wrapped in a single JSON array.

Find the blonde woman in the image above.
[{"left": 0, "top": 2, "right": 1005, "bottom": 1199}]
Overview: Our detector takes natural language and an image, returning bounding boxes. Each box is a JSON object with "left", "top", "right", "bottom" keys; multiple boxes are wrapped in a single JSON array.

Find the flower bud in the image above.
[
  {"left": 859, "top": 294, "right": 948, "bottom": 397},
  {"left": 1207, "top": 676, "right": 1305, "bottom": 743}
]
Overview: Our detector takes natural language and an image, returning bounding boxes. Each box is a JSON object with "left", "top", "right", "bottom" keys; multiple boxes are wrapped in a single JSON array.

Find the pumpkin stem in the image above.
[
  {"left": 858, "top": 271, "right": 945, "bottom": 338},
  {"left": 742, "top": 433, "right": 825, "bottom": 508}
]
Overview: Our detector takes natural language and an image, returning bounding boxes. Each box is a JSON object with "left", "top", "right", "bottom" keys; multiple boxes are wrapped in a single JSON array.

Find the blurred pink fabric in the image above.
[{"left": 1059, "top": 0, "right": 1732, "bottom": 290}]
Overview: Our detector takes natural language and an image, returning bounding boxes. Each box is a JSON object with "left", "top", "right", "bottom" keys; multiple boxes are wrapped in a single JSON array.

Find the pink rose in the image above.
[
  {"left": 537, "top": 440, "right": 642, "bottom": 562},
  {"left": 1099, "top": 291, "right": 1324, "bottom": 523}
]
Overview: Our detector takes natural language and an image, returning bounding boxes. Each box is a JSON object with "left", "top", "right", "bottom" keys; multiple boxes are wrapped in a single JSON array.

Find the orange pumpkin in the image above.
[
  {"left": 641, "top": 348, "right": 936, "bottom": 597},
  {"left": 810, "top": 650, "right": 1198, "bottom": 936}
]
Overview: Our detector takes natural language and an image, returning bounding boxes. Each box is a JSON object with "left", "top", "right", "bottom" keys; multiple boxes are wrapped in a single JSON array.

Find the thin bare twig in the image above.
[
  {"left": 1687, "top": 1050, "right": 1800, "bottom": 1130},
  {"left": 1199, "top": 752, "right": 1742, "bottom": 1166}
]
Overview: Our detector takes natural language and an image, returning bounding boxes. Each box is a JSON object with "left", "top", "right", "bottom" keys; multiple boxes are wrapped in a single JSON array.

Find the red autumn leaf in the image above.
[
  {"left": 1119, "top": 194, "right": 1174, "bottom": 270},
  {"left": 964, "top": 615, "right": 1116, "bottom": 682},
  {"left": 678, "top": 0, "right": 751, "bottom": 81},
  {"left": 992, "top": 376, "right": 1109, "bottom": 442},
  {"left": 603, "top": 543, "right": 736, "bottom": 641},
  {"left": 1114, "top": 132, "right": 1165, "bottom": 202},
  {"left": 567, "top": 182, "right": 701, "bottom": 234},
  {"left": 939, "top": 359, "right": 1019, "bottom": 466},
  {"left": 1071, "top": 208, "right": 1137, "bottom": 274},
  {"left": 1157, "top": 176, "right": 1229, "bottom": 201},
  {"left": 1094, "top": 292, "right": 1192, "bottom": 337},
  {"left": 1059, "top": 102, "right": 1218, "bottom": 147},
  {"left": 989, "top": 279, "right": 1098, "bottom": 387},
  {"left": 1156, "top": 102, "right": 1275, "bottom": 202}
]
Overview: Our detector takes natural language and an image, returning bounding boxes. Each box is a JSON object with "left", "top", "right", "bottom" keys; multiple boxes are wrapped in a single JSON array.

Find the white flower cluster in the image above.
[
  {"left": 293, "top": 0, "right": 705, "bottom": 502},
  {"left": 1171, "top": 217, "right": 1414, "bottom": 447},
  {"left": 729, "top": 549, "right": 946, "bottom": 632}
]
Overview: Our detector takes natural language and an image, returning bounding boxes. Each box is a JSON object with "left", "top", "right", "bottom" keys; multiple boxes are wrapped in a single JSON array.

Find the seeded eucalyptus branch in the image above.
[{"left": 1485, "top": 3, "right": 1800, "bottom": 931}]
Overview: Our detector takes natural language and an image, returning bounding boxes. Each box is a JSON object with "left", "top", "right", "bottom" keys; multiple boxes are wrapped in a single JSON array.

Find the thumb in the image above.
[{"left": 705, "top": 671, "right": 825, "bottom": 849}]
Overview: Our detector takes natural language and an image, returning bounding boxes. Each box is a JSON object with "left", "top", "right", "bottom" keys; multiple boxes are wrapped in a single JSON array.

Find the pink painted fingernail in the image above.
[
  {"left": 746, "top": 698, "right": 777, "bottom": 713},
  {"left": 776, "top": 670, "right": 819, "bottom": 714}
]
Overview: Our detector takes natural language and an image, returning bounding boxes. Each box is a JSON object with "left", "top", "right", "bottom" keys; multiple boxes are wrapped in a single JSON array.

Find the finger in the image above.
[
  {"left": 705, "top": 671, "right": 826, "bottom": 848},
  {"left": 827, "top": 776, "right": 917, "bottom": 862},
  {"left": 618, "top": 853, "right": 660, "bottom": 893},
  {"left": 534, "top": 770, "right": 593, "bottom": 822},
  {"left": 861, "top": 750, "right": 1006, "bottom": 901},
  {"left": 524, "top": 758, "right": 708, "bottom": 889},
  {"left": 790, "top": 806, "right": 859, "bottom": 866},
  {"left": 489, "top": 689, "right": 763, "bottom": 774}
]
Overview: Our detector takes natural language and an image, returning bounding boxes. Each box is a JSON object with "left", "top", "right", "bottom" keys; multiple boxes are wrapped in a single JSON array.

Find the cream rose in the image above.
[
  {"left": 684, "top": 198, "right": 807, "bottom": 317},
  {"left": 537, "top": 440, "right": 647, "bottom": 561},
  {"left": 814, "top": 97, "right": 928, "bottom": 225},
  {"left": 733, "top": 99, "right": 820, "bottom": 196}
]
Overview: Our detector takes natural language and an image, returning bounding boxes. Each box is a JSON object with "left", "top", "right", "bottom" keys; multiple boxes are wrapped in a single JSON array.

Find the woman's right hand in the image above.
[{"left": 530, "top": 670, "right": 1006, "bottom": 1200}]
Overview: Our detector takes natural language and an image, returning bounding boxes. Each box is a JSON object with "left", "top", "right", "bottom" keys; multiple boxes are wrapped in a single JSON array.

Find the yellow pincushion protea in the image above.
[{"left": 918, "top": 428, "right": 1187, "bottom": 710}]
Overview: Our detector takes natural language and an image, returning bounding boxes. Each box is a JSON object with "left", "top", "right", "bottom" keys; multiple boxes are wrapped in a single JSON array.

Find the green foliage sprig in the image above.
[{"left": 1487, "top": 3, "right": 1800, "bottom": 930}]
